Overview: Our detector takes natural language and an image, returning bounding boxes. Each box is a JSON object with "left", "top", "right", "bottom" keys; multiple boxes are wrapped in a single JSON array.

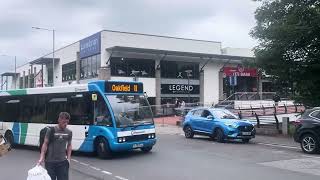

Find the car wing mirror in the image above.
[{"left": 207, "top": 115, "right": 214, "bottom": 120}]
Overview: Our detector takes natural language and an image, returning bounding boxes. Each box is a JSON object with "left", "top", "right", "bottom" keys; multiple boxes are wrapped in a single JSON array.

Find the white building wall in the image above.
[
  {"left": 203, "top": 62, "right": 224, "bottom": 105},
  {"left": 222, "top": 47, "right": 254, "bottom": 57},
  {"left": 42, "top": 42, "right": 80, "bottom": 86},
  {"left": 110, "top": 76, "right": 156, "bottom": 97},
  {"left": 101, "top": 31, "right": 222, "bottom": 66}
]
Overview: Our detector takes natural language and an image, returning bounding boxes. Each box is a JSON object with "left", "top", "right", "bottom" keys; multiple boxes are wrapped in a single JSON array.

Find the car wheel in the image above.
[
  {"left": 216, "top": 129, "right": 225, "bottom": 143},
  {"left": 96, "top": 138, "right": 112, "bottom": 159},
  {"left": 4, "top": 131, "right": 14, "bottom": 151},
  {"left": 184, "top": 126, "right": 194, "bottom": 138},
  {"left": 141, "top": 146, "right": 153, "bottom": 153},
  {"left": 300, "top": 134, "right": 319, "bottom": 154},
  {"left": 242, "top": 139, "right": 250, "bottom": 143}
]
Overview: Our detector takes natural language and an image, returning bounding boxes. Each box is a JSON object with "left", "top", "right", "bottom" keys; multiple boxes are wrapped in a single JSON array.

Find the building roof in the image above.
[
  {"left": 30, "top": 57, "right": 60, "bottom": 65},
  {"left": 106, "top": 46, "right": 254, "bottom": 62}
]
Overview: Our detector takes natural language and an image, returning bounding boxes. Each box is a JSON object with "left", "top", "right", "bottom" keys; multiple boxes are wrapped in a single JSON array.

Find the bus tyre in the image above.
[
  {"left": 96, "top": 138, "right": 112, "bottom": 159},
  {"left": 216, "top": 129, "right": 225, "bottom": 143},
  {"left": 4, "top": 131, "right": 14, "bottom": 151},
  {"left": 141, "top": 146, "right": 152, "bottom": 153}
]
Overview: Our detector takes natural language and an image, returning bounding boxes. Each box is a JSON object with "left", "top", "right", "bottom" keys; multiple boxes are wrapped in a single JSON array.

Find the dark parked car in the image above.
[{"left": 294, "top": 107, "right": 320, "bottom": 154}]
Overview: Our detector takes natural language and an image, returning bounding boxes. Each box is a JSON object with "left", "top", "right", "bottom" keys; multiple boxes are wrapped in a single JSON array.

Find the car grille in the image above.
[
  {"left": 125, "top": 134, "right": 149, "bottom": 142},
  {"left": 237, "top": 126, "right": 253, "bottom": 132}
]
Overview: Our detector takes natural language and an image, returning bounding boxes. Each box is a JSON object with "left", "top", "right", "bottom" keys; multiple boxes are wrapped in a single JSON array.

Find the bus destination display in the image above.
[{"left": 105, "top": 82, "right": 143, "bottom": 93}]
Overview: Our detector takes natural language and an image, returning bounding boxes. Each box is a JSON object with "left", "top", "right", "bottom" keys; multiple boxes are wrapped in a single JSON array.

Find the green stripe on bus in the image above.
[
  {"left": 7, "top": 89, "right": 27, "bottom": 96},
  {"left": 20, "top": 123, "right": 28, "bottom": 144}
]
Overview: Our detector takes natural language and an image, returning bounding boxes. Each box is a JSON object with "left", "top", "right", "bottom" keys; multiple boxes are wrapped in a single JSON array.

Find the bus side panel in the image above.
[{"left": 78, "top": 126, "right": 116, "bottom": 152}]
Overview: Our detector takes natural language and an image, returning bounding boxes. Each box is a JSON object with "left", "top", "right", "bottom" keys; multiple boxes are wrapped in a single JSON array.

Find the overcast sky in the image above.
[{"left": 0, "top": 0, "right": 259, "bottom": 74}]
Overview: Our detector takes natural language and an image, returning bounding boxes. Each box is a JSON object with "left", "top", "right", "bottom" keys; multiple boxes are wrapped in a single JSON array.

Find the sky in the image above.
[{"left": 0, "top": 0, "right": 260, "bottom": 74}]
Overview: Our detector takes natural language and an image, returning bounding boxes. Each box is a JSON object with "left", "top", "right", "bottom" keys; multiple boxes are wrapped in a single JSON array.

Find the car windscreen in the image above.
[{"left": 211, "top": 110, "right": 237, "bottom": 119}]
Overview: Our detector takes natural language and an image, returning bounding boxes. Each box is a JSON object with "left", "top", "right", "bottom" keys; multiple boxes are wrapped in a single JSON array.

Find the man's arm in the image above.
[
  {"left": 67, "top": 131, "right": 72, "bottom": 162},
  {"left": 38, "top": 137, "right": 49, "bottom": 165}
]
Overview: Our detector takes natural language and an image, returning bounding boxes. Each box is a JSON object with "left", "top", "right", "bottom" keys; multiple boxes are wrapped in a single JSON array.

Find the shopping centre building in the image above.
[{"left": 1, "top": 30, "right": 262, "bottom": 106}]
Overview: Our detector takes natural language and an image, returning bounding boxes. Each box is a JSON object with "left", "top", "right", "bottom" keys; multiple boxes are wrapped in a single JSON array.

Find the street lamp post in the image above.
[
  {"left": 32, "top": 26, "right": 55, "bottom": 86},
  {"left": 185, "top": 70, "right": 193, "bottom": 104}
]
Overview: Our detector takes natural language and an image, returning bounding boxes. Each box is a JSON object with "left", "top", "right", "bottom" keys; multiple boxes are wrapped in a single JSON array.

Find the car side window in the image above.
[
  {"left": 310, "top": 111, "right": 320, "bottom": 119},
  {"left": 193, "top": 110, "right": 203, "bottom": 117},
  {"left": 201, "top": 110, "right": 211, "bottom": 118}
]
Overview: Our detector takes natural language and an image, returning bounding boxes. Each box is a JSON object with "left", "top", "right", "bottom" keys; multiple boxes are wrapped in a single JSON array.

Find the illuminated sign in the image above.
[{"left": 105, "top": 82, "right": 143, "bottom": 93}]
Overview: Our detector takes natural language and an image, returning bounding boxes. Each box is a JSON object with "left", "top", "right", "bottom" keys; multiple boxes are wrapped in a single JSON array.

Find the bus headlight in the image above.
[{"left": 151, "top": 134, "right": 155, "bottom": 138}]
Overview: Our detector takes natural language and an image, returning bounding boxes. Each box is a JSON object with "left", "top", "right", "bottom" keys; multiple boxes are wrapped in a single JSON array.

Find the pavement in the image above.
[{"left": 1, "top": 125, "right": 319, "bottom": 180}]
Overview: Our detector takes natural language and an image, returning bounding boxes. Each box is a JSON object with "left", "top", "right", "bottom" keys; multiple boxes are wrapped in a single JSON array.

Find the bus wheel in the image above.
[
  {"left": 4, "top": 131, "right": 14, "bottom": 151},
  {"left": 141, "top": 146, "right": 152, "bottom": 153},
  {"left": 96, "top": 138, "right": 112, "bottom": 159}
]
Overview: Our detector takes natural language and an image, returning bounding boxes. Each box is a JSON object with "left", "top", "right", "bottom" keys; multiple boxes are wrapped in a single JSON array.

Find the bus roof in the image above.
[{"left": 0, "top": 84, "right": 88, "bottom": 96}]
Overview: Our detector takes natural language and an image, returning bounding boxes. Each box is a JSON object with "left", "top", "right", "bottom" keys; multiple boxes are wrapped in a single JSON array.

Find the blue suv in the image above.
[{"left": 182, "top": 107, "right": 255, "bottom": 143}]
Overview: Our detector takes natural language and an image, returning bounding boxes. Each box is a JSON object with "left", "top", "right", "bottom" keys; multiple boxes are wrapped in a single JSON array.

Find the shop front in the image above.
[{"left": 222, "top": 66, "right": 258, "bottom": 98}]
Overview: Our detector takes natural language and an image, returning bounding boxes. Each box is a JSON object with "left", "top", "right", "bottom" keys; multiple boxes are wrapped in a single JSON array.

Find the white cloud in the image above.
[{"left": 0, "top": 0, "right": 260, "bottom": 74}]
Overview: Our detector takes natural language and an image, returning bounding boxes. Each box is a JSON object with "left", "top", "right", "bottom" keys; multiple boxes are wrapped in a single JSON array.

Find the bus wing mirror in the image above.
[{"left": 144, "top": 92, "right": 148, "bottom": 98}]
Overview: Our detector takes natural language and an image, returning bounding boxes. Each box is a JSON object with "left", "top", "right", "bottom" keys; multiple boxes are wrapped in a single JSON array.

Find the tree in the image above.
[{"left": 251, "top": 0, "right": 320, "bottom": 107}]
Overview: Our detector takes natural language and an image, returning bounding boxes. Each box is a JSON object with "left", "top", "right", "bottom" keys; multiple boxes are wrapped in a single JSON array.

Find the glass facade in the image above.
[
  {"left": 62, "top": 61, "right": 76, "bottom": 82},
  {"left": 160, "top": 61, "right": 199, "bottom": 79},
  {"left": 80, "top": 54, "right": 101, "bottom": 79},
  {"left": 110, "top": 57, "right": 155, "bottom": 78}
]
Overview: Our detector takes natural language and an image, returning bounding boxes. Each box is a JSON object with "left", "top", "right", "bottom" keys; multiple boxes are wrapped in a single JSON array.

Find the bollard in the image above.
[
  {"left": 255, "top": 112, "right": 260, "bottom": 128},
  {"left": 282, "top": 117, "right": 290, "bottom": 135},
  {"left": 274, "top": 114, "right": 279, "bottom": 131}
]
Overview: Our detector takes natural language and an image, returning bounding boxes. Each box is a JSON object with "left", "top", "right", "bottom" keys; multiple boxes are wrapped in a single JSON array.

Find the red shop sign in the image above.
[{"left": 223, "top": 66, "right": 257, "bottom": 77}]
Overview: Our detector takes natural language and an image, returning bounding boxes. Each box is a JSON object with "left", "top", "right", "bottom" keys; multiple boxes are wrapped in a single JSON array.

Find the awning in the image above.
[
  {"left": 106, "top": 46, "right": 254, "bottom": 62},
  {"left": 30, "top": 57, "right": 59, "bottom": 65},
  {"left": 1, "top": 72, "right": 19, "bottom": 76}
]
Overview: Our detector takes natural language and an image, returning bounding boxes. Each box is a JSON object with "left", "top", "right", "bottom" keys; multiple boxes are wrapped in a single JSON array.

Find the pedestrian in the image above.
[
  {"left": 38, "top": 112, "right": 73, "bottom": 180},
  {"left": 273, "top": 94, "right": 281, "bottom": 107}
]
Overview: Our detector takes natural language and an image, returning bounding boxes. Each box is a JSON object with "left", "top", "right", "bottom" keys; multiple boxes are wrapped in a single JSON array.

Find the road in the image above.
[{"left": 1, "top": 130, "right": 320, "bottom": 180}]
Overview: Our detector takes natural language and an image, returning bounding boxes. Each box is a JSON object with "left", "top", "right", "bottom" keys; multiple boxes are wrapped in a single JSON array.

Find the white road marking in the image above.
[
  {"left": 115, "top": 176, "right": 129, "bottom": 180},
  {"left": 89, "top": 166, "right": 101, "bottom": 171},
  {"left": 101, "top": 171, "right": 112, "bottom": 175},
  {"left": 71, "top": 159, "right": 129, "bottom": 180},
  {"left": 256, "top": 142, "right": 300, "bottom": 150},
  {"left": 79, "top": 162, "right": 89, "bottom": 166},
  {"left": 71, "top": 159, "right": 79, "bottom": 162}
]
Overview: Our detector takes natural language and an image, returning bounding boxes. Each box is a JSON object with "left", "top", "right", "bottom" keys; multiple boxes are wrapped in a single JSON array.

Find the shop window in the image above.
[
  {"left": 80, "top": 54, "right": 100, "bottom": 80},
  {"left": 160, "top": 61, "right": 199, "bottom": 79},
  {"left": 62, "top": 61, "right": 76, "bottom": 82},
  {"left": 110, "top": 57, "right": 155, "bottom": 78}
]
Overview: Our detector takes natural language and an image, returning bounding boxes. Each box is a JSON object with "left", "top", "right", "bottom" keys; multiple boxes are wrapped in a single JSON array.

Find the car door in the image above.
[
  {"left": 190, "top": 109, "right": 204, "bottom": 131},
  {"left": 199, "top": 110, "right": 215, "bottom": 133}
]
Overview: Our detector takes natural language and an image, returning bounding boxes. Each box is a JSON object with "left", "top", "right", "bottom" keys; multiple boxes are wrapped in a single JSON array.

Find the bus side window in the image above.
[
  {"left": 69, "top": 92, "right": 93, "bottom": 125},
  {"left": 3, "top": 97, "right": 21, "bottom": 122},
  {"left": 94, "top": 93, "right": 112, "bottom": 126},
  {"left": 46, "top": 94, "right": 68, "bottom": 124}
]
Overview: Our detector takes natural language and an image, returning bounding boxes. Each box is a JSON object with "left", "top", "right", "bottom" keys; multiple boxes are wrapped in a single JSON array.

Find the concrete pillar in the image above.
[
  {"left": 155, "top": 60, "right": 161, "bottom": 115},
  {"left": 27, "top": 69, "right": 31, "bottom": 88},
  {"left": 98, "top": 66, "right": 111, "bottom": 80},
  {"left": 200, "top": 70, "right": 205, "bottom": 106},
  {"left": 282, "top": 117, "right": 290, "bottom": 135},
  {"left": 22, "top": 71, "right": 26, "bottom": 89},
  {"left": 6, "top": 76, "right": 8, "bottom": 90},
  {"left": 76, "top": 52, "right": 80, "bottom": 83},
  {"left": 34, "top": 67, "right": 37, "bottom": 88},
  {"left": 219, "top": 71, "right": 224, "bottom": 101},
  {"left": 1, "top": 76, "right": 3, "bottom": 90},
  {"left": 258, "top": 75, "right": 263, "bottom": 100}
]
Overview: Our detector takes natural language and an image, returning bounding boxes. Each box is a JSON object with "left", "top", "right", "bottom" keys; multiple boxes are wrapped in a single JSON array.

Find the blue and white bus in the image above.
[{"left": 0, "top": 80, "right": 156, "bottom": 158}]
